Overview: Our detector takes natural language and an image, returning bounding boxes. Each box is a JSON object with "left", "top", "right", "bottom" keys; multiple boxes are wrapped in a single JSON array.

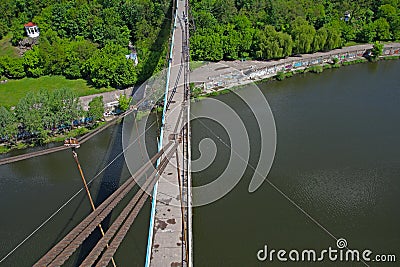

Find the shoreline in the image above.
[
  {"left": 2, "top": 43, "right": 399, "bottom": 155},
  {"left": 190, "top": 42, "right": 400, "bottom": 97}
]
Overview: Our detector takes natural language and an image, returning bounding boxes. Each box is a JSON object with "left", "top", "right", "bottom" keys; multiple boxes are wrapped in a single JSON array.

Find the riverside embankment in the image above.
[{"left": 191, "top": 42, "right": 400, "bottom": 93}]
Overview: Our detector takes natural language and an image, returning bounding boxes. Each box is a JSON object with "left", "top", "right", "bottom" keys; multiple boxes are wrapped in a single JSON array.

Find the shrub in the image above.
[
  {"left": 285, "top": 71, "right": 293, "bottom": 78},
  {"left": 276, "top": 71, "right": 286, "bottom": 81},
  {"left": 308, "top": 65, "right": 324, "bottom": 73},
  {"left": 0, "top": 56, "right": 26, "bottom": 78}
]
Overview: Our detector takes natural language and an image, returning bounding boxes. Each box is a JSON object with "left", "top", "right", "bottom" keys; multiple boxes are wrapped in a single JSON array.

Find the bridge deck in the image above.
[{"left": 148, "top": 0, "right": 191, "bottom": 266}]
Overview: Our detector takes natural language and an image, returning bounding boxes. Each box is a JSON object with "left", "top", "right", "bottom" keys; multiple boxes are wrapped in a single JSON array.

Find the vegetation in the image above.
[
  {"left": 118, "top": 94, "right": 132, "bottom": 112},
  {"left": 0, "top": 88, "right": 109, "bottom": 149},
  {"left": 0, "top": 88, "right": 79, "bottom": 144},
  {"left": 370, "top": 41, "right": 384, "bottom": 61},
  {"left": 307, "top": 65, "right": 324, "bottom": 73},
  {"left": 190, "top": 0, "right": 400, "bottom": 61},
  {"left": 87, "top": 96, "right": 104, "bottom": 122},
  {"left": 0, "top": 0, "right": 172, "bottom": 87},
  {"left": 0, "top": 75, "right": 113, "bottom": 108},
  {"left": 0, "top": 35, "right": 19, "bottom": 57}
]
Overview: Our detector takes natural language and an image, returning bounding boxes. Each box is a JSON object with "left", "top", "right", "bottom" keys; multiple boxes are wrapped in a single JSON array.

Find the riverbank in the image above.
[
  {"left": 190, "top": 42, "right": 400, "bottom": 97},
  {"left": 0, "top": 120, "right": 109, "bottom": 154}
]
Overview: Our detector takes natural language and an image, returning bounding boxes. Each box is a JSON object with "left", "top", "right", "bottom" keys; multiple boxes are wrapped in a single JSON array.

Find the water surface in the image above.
[{"left": 191, "top": 60, "right": 400, "bottom": 266}]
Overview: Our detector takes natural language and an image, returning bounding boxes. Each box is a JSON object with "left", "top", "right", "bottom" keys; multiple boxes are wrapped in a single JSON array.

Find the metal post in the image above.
[{"left": 72, "top": 149, "right": 117, "bottom": 267}]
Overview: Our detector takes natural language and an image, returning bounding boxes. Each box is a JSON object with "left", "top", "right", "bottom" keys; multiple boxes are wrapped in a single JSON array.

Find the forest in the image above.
[
  {"left": 0, "top": 0, "right": 172, "bottom": 87},
  {"left": 190, "top": 0, "right": 400, "bottom": 61}
]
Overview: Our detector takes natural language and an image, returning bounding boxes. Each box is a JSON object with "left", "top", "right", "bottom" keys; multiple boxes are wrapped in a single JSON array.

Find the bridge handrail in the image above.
[
  {"left": 34, "top": 141, "right": 174, "bottom": 267},
  {"left": 82, "top": 142, "right": 178, "bottom": 267}
]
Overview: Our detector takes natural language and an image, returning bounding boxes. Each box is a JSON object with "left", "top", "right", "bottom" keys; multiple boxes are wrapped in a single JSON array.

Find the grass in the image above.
[
  {"left": 190, "top": 61, "right": 206, "bottom": 71},
  {"left": 0, "top": 75, "right": 115, "bottom": 107},
  {"left": 0, "top": 145, "right": 10, "bottom": 154},
  {"left": 0, "top": 142, "right": 29, "bottom": 154},
  {"left": 342, "top": 59, "right": 368, "bottom": 65},
  {"left": 0, "top": 34, "right": 20, "bottom": 58},
  {"left": 381, "top": 55, "right": 400, "bottom": 60},
  {"left": 344, "top": 41, "right": 364, "bottom": 47}
]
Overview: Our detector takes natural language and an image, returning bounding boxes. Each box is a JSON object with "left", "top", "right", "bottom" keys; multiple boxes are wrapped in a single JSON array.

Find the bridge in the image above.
[{"left": 30, "top": 0, "right": 193, "bottom": 266}]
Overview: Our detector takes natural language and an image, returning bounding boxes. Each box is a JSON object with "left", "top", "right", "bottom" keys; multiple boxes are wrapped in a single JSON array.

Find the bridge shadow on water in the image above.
[{"left": 74, "top": 121, "right": 126, "bottom": 266}]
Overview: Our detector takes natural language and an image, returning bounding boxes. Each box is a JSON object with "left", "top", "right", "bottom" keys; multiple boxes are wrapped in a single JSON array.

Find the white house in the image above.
[{"left": 24, "top": 22, "right": 40, "bottom": 38}]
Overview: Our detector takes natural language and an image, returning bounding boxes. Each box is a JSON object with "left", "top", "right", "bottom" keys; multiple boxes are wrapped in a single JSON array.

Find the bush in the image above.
[
  {"left": 276, "top": 71, "right": 286, "bottom": 81},
  {"left": 0, "top": 56, "right": 26, "bottom": 78},
  {"left": 308, "top": 65, "right": 324, "bottom": 73},
  {"left": 118, "top": 94, "right": 132, "bottom": 112},
  {"left": 285, "top": 71, "right": 293, "bottom": 78}
]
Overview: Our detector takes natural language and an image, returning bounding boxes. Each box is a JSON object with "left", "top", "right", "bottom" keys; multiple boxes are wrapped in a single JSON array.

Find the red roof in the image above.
[{"left": 24, "top": 22, "right": 37, "bottom": 27}]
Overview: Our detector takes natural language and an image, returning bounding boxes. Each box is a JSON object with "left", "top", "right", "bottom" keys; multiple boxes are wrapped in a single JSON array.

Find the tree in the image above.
[
  {"left": 324, "top": 26, "right": 342, "bottom": 50},
  {"left": 370, "top": 42, "right": 384, "bottom": 61},
  {"left": 357, "top": 23, "right": 377, "bottom": 43},
  {"left": 252, "top": 26, "right": 293, "bottom": 60},
  {"left": 23, "top": 46, "right": 44, "bottom": 77},
  {"left": 0, "top": 56, "right": 26, "bottom": 78},
  {"left": 50, "top": 88, "right": 82, "bottom": 127},
  {"left": 190, "top": 31, "right": 224, "bottom": 61},
  {"left": 374, "top": 18, "right": 392, "bottom": 40},
  {"left": 0, "top": 106, "right": 18, "bottom": 144},
  {"left": 377, "top": 4, "right": 400, "bottom": 39},
  {"left": 313, "top": 27, "right": 328, "bottom": 51},
  {"left": 83, "top": 43, "right": 137, "bottom": 88},
  {"left": 118, "top": 94, "right": 132, "bottom": 112},
  {"left": 221, "top": 24, "right": 241, "bottom": 59},
  {"left": 87, "top": 96, "right": 104, "bottom": 121},
  {"left": 16, "top": 91, "right": 45, "bottom": 135},
  {"left": 291, "top": 17, "right": 316, "bottom": 54}
]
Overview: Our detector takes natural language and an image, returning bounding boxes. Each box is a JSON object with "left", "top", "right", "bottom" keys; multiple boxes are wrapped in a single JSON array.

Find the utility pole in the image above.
[{"left": 65, "top": 138, "right": 117, "bottom": 267}]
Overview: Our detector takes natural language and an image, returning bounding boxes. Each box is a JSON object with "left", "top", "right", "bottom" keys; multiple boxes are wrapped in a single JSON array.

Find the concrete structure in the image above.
[{"left": 191, "top": 43, "right": 400, "bottom": 93}]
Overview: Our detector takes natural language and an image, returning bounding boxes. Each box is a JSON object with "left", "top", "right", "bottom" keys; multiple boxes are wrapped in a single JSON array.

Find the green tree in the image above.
[
  {"left": 0, "top": 56, "right": 26, "bottom": 78},
  {"left": 16, "top": 91, "right": 46, "bottom": 135},
  {"left": 291, "top": 17, "right": 316, "bottom": 54},
  {"left": 190, "top": 31, "right": 224, "bottom": 61},
  {"left": 23, "top": 46, "right": 44, "bottom": 77},
  {"left": 324, "top": 26, "right": 342, "bottom": 50},
  {"left": 357, "top": 23, "right": 377, "bottom": 43},
  {"left": 313, "top": 27, "right": 328, "bottom": 51},
  {"left": 87, "top": 96, "right": 104, "bottom": 121},
  {"left": 374, "top": 18, "right": 392, "bottom": 40},
  {"left": 221, "top": 24, "right": 241, "bottom": 59},
  {"left": 0, "top": 106, "right": 18, "bottom": 143},
  {"left": 252, "top": 26, "right": 293, "bottom": 59},
  {"left": 50, "top": 88, "right": 82, "bottom": 127},
  {"left": 118, "top": 94, "right": 132, "bottom": 112},
  {"left": 377, "top": 3, "right": 400, "bottom": 40},
  {"left": 83, "top": 43, "right": 137, "bottom": 88},
  {"left": 370, "top": 42, "right": 384, "bottom": 61}
]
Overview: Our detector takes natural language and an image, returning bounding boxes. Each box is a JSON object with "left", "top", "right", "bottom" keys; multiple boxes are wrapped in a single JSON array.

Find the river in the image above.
[
  {"left": 0, "top": 60, "right": 399, "bottom": 266},
  {"left": 191, "top": 60, "right": 400, "bottom": 266},
  {"left": 0, "top": 115, "right": 159, "bottom": 266}
]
